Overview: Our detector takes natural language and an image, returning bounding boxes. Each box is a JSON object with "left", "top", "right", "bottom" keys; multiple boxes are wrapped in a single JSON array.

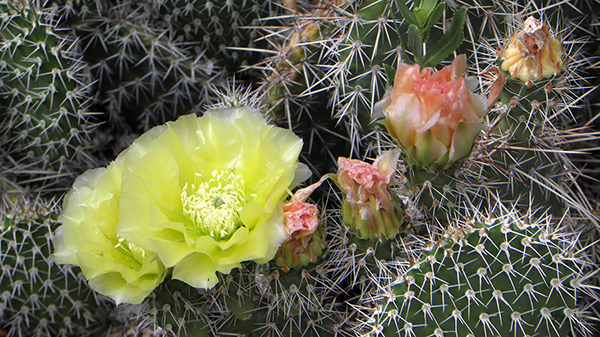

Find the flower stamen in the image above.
[{"left": 181, "top": 170, "right": 246, "bottom": 241}]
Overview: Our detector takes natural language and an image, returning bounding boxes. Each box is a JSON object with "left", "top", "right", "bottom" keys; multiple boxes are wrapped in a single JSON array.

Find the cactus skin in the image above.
[
  {"left": 50, "top": 0, "right": 220, "bottom": 135},
  {"left": 0, "top": 200, "right": 113, "bottom": 337},
  {"left": 49, "top": 0, "right": 276, "bottom": 157},
  {"left": 0, "top": 0, "right": 96, "bottom": 189},
  {"left": 145, "top": 258, "right": 351, "bottom": 337},
  {"left": 365, "top": 218, "right": 596, "bottom": 337},
  {"left": 156, "top": 0, "right": 272, "bottom": 74}
]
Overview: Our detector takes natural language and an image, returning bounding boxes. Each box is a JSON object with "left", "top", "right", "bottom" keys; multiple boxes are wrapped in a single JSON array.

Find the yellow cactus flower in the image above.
[
  {"left": 55, "top": 107, "right": 307, "bottom": 303},
  {"left": 54, "top": 163, "right": 167, "bottom": 305}
]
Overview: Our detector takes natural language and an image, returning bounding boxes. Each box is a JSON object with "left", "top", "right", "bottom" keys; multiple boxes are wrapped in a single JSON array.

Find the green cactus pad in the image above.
[
  {"left": 369, "top": 219, "right": 595, "bottom": 337},
  {"left": 0, "top": 201, "right": 112, "bottom": 336},
  {"left": 0, "top": 1, "right": 95, "bottom": 187}
]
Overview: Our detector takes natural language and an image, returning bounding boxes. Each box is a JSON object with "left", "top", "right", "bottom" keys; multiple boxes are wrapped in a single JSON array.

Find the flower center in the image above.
[
  {"left": 115, "top": 237, "right": 146, "bottom": 270},
  {"left": 181, "top": 170, "right": 246, "bottom": 241}
]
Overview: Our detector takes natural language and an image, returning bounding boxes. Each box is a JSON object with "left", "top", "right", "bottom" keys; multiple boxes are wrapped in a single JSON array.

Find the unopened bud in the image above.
[{"left": 499, "top": 17, "right": 564, "bottom": 86}]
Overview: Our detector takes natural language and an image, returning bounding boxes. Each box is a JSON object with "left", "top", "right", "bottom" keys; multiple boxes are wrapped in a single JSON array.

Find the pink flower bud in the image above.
[
  {"left": 283, "top": 174, "right": 328, "bottom": 239},
  {"left": 333, "top": 150, "right": 405, "bottom": 241},
  {"left": 284, "top": 199, "right": 319, "bottom": 239},
  {"left": 337, "top": 150, "right": 399, "bottom": 214},
  {"left": 277, "top": 175, "right": 329, "bottom": 271},
  {"left": 376, "top": 55, "right": 487, "bottom": 170}
]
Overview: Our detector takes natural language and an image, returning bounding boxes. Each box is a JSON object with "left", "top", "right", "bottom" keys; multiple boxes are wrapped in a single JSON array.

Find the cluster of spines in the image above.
[
  {"left": 143, "top": 256, "right": 354, "bottom": 337},
  {"left": 48, "top": 0, "right": 278, "bottom": 143},
  {"left": 50, "top": 0, "right": 220, "bottom": 137},
  {"left": 157, "top": 0, "right": 272, "bottom": 73},
  {"left": 250, "top": 0, "right": 387, "bottom": 173},
  {"left": 567, "top": 0, "right": 600, "bottom": 328},
  {"left": 0, "top": 0, "right": 96, "bottom": 191},
  {"left": 362, "top": 217, "right": 596, "bottom": 337},
  {"left": 0, "top": 199, "right": 112, "bottom": 336}
]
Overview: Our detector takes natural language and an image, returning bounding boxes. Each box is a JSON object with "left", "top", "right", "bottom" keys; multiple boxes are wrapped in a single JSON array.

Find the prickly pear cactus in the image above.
[
  {"left": 366, "top": 218, "right": 595, "bottom": 337},
  {"left": 0, "top": 200, "right": 112, "bottom": 336},
  {"left": 0, "top": 0, "right": 96, "bottom": 189},
  {"left": 0, "top": 1, "right": 598, "bottom": 337}
]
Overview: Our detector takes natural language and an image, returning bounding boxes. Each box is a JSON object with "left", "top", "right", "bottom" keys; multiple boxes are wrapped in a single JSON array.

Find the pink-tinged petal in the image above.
[
  {"left": 338, "top": 157, "right": 387, "bottom": 192},
  {"left": 392, "top": 62, "right": 421, "bottom": 95},
  {"left": 372, "top": 149, "right": 401, "bottom": 183},
  {"left": 416, "top": 108, "right": 441, "bottom": 134},
  {"left": 283, "top": 201, "right": 319, "bottom": 238},
  {"left": 291, "top": 174, "right": 329, "bottom": 203},
  {"left": 283, "top": 174, "right": 329, "bottom": 239},
  {"left": 335, "top": 152, "right": 399, "bottom": 208},
  {"left": 387, "top": 94, "right": 422, "bottom": 148},
  {"left": 373, "top": 87, "right": 392, "bottom": 120}
]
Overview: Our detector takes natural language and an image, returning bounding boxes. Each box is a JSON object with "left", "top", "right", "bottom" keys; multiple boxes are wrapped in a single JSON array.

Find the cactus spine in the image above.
[
  {"left": 0, "top": 199, "right": 112, "bottom": 336},
  {"left": 0, "top": 0, "right": 96, "bottom": 191}
]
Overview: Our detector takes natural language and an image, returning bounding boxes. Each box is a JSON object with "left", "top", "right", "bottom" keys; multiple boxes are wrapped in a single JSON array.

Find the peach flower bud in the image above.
[
  {"left": 334, "top": 150, "right": 405, "bottom": 241},
  {"left": 499, "top": 17, "right": 564, "bottom": 86},
  {"left": 375, "top": 55, "right": 487, "bottom": 170},
  {"left": 283, "top": 174, "right": 329, "bottom": 239},
  {"left": 284, "top": 202, "right": 319, "bottom": 238},
  {"left": 276, "top": 175, "right": 329, "bottom": 271}
]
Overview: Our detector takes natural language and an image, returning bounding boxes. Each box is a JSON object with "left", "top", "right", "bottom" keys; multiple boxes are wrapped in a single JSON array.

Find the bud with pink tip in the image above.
[
  {"left": 375, "top": 55, "right": 487, "bottom": 170},
  {"left": 333, "top": 150, "right": 405, "bottom": 241}
]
